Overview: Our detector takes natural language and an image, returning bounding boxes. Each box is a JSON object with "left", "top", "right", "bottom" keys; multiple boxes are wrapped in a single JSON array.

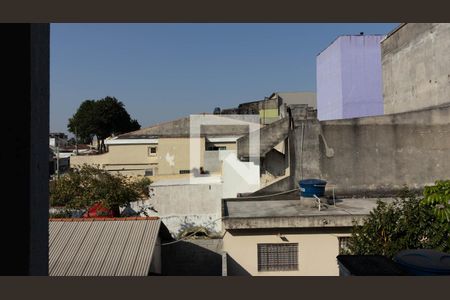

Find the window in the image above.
[
  {"left": 257, "top": 243, "right": 298, "bottom": 272},
  {"left": 179, "top": 169, "right": 191, "bottom": 174},
  {"left": 144, "top": 169, "right": 154, "bottom": 176},
  {"left": 338, "top": 237, "right": 351, "bottom": 254},
  {"left": 148, "top": 146, "right": 157, "bottom": 156},
  {"left": 206, "top": 146, "right": 226, "bottom": 151}
]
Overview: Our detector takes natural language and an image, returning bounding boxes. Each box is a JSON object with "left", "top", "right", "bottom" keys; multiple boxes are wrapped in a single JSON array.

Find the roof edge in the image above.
[{"left": 49, "top": 216, "right": 160, "bottom": 222}]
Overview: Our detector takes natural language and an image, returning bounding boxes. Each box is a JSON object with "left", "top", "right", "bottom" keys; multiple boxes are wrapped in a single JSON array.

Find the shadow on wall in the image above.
[
  {"left": 162, "top": 240, "right": 223, "bottom": 276},
  {"left": 226, "top": 254, "right": 252, "bottom": 276}
]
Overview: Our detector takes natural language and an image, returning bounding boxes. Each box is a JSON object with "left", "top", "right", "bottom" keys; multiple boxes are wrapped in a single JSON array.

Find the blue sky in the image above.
[{"left": 50, "top": 23, "right": 398, "bottom": 135}]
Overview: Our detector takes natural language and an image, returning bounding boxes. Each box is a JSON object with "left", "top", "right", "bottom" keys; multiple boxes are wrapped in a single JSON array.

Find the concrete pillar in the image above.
[{"left": 0, "top": 24, "right": 49, "bottom": 275}]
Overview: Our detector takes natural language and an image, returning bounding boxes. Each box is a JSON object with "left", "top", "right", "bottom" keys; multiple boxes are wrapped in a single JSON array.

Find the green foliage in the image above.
[
  {"left": 49, "top": 164, "right": 151, "bottom": 212},
  {"left": 421, "top": 180, "right": 450, "bottom": 222},
  {"left": 68, "top": 96, "right": 141, "bottom": 149},
  {"left": 348, "top": 186, "right": 450, "bottom": 258}
]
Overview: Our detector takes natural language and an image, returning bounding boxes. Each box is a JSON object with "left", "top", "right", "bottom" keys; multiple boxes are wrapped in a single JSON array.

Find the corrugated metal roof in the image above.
[{"left": 49, "top": 217, "right": 161, "bottom": 276}]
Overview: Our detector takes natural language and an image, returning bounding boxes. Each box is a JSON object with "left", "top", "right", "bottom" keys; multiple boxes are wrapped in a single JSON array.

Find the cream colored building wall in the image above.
[
  {"left": 71, "top": 138, "right": 211, "bottom": 177},
  {"left": 70, "top": 153, "right": 110, "bottom": 168},
  {"left": 70, "top": 144, "right": 158, "bottom": 175},
  {"left": 223, "top": 230, "right": 351, "bottom": 276},
  {"left": 106, "top": 144, "right": 159, "bottom": 165},
  {"left": 156, "top": 137, "right": 205, "bottom": 175}
]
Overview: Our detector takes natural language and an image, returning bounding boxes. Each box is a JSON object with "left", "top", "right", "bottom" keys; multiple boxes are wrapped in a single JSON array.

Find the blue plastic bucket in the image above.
[{"left": 299, "top": 179, "right": 327, "bottom": 197}]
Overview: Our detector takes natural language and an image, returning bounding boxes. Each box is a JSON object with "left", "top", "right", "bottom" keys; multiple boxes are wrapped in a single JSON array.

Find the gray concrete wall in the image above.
[
  {"left": 263, "top": 149, "right": 287, "bottom": 176},
  {"left": 204, "top": 150, "right": 222, "bottom": 173},
  {"left": 248, "top": 102, "right": 450, "bottom": 197},
  {"left": 132, "top": 183, "right": 223, "bottom": 236},
  {"left": 162, "top": 239, "right": 223, "bottom": 276},
  {"left": 294, "top": 104, "right": 450, "bottom": 196},
  {"left": 382, "top": 23, "right": 450, "bottom": 114},
  {"left": 237, "top": 117, "right": 289, "bottom": 158}
]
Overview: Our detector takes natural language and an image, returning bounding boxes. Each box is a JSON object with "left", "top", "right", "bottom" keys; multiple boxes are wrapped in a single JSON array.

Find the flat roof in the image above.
[
  {"left": 223, "top": 194, "right": 395, "bottom": 229},
  {"left": 151, "top": 175, "right": 222, "bottom": 186}
]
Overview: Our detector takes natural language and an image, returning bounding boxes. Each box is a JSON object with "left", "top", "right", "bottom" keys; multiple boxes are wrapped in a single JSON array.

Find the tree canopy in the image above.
[
  {"left": 49, "top": 164, "right": 151, "bottom": 216},
  {"left": 348, "top": 184, "right": 450, "bottom": 258},
  {"left": 67, "top": 96, "right": 141, "bottom": 152}
]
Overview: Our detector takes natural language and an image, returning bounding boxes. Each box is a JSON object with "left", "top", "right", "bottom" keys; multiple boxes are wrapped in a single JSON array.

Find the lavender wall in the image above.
[
  {"left": 317, "top": 38, "right": 343, "bottom": 120},
  {"left": 317, "top": 35, "right": 384, "bottom": 121}
]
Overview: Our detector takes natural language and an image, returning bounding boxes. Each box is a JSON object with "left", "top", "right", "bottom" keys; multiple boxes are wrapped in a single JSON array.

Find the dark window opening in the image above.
[
  {"left": 206, "top": 146, "right": 226, "bottom": 151},
  {"left": 148, "top": 146, "right": 157, "bottom": 156}
]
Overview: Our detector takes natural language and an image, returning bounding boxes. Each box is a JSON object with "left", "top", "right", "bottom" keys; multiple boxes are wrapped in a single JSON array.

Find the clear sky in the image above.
[{"left": 50, "top": 23, "right": 398, "bottom": 135}]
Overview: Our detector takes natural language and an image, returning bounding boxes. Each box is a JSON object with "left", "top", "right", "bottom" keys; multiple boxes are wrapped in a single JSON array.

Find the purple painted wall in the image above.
[{"left": 317, "top": 35, "right": 385, "bottom": 121}]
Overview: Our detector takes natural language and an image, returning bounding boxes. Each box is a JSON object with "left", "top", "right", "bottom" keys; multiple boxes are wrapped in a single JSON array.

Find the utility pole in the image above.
[
  {"left": 56, "top": 143, "right": 60, "bottom": 179},
  {"left": 75, "top": 127, "right": 78, "bottom": 155}
]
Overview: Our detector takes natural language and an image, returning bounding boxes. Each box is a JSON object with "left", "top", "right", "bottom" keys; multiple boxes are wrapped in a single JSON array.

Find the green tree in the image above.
[
  {"left": 49, "top": 164, "right": 151, "bottom": 216},
  {"left": 68, "top": 96, "right": 141, "bottom": 152},
  {"left": 421, "top": 180, "right": 450, "bottom": 223},
  {"left": 348, "top": 186, "right": 450, "bottom": 258}
]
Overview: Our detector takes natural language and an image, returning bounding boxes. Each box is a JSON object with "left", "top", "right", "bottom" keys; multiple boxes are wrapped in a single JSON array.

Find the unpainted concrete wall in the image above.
[
  {"left": 382, "top": 23, "right": 450, "bottom": 114},
  {"left": 131, "top": 183, "right": 223, "bottom": 236},
  {"left": 162, "top": 239, "right": 223, "bottom": 276},
  {"left": 263, "top": 149, "right": 287, "bottom": 176},
  {"left": 204, "top": 151, "right": 222, "bottom": 173},
  {"left": 295, "top": 104, "right": 450, "bottom": 196},
  {"left": 254, "top": 104, "right": 450, "bottom": 196}
]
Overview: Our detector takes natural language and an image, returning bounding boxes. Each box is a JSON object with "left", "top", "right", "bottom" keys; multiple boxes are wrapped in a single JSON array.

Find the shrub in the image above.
[
  {"left": 49, "top": 164, "right": 151, "bottom": 213},
  {"left": 348, "top": 186, "right": 450, "bottom": 258}
]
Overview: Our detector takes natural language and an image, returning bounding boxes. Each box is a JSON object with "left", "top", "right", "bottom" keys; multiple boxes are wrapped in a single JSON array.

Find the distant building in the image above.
[
  {"left": 316, "top": 34, "right": 385, "bottom": 121},
  {"left": 70, "top": 115, "right": 260, "bottom": 181},
  {"left": 49, "top": 132, "right": 68, "bottom": 148},
  {"left": 382, "top": 23, "right": 450, "bottom": 114},
  {"left": 220, "top": 91, "right": 316, "bottom": 125}
]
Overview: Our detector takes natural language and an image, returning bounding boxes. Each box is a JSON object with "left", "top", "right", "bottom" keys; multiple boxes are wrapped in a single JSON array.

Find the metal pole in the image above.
[
  {"left": 56, "top": 145, "right": 59, "bottom": 179},
  {"left": 75, "top": 127, "right": 78, "bottom": 155}
]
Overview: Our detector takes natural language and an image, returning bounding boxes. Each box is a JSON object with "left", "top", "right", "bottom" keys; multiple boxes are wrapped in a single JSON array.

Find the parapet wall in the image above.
[
  {"left": 246, "top": 103, "right": 450, "bottom": 197},
  {"left": 293, "top": 104, "right": 450, "bottom": 196}
]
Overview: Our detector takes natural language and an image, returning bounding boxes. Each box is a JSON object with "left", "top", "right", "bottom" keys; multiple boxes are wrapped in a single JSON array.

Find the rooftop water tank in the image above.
[
  {"left": 393, "top": 249, "right": 450, "bottom": 276},
  {"left": 298, "top": 179, "right": 327, "bottom": 198}
]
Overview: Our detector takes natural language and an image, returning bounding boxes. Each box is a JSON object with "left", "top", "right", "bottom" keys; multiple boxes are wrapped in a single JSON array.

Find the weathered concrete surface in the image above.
[
  {"left": 382, "top": 23, "right": 450, "bottom": 114},
  {"left": 246, "top": 103, "right": 450, "bottom": 197},
  {"left": 162, "top": 239, "right": 223, "bottom": 276},
  {"left": 249, "top": 175, "right": 291, "bottom": 196},
  {"left": 2, "top": 24, "right": 49, "bottom": 275},
  {"left": 119, "top": 115, "right": 256, "bottom": 138},
  {"left": 263, "top": 148, "right": 287, "bottom": 176},
  {"left": 131, "top": 182, "right": 223, "bottom": 236},
  {"left": 204, "top": 150, "right": 222, "bottom": 173},
  {"left": 223, "top": 197, "right": 393, "bottom": 229},
  {"left": 315, "top": 104, "right": 450, "bottom": 196},
  {"left": 237, "top": 117, "right": 289, "bottom": 158}
]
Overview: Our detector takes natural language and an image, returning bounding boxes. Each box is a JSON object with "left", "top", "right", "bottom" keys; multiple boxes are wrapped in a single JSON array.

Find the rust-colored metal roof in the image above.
[{"left": 49, "top": 218, "right": 161, "bottom": 276}]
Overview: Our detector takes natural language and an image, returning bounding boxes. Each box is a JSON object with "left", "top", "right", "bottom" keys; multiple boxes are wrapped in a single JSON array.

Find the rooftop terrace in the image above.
[{"left": 222, "top": 191, "right": 395, "bottom": 230}]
